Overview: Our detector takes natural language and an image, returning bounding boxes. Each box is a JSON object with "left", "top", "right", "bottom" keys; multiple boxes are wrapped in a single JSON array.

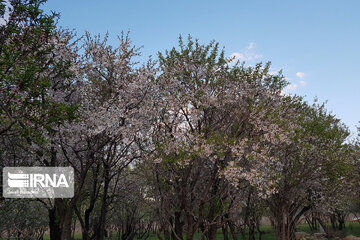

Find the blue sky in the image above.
[{"left": 42, "top": 0, "right": 360, "bottom": 136}]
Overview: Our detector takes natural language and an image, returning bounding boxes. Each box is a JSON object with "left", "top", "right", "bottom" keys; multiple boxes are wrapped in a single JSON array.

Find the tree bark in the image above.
[
  {"left": 49, "top": 207, "right": 61, "bottom": 240},
  {"left": 95, "top": 165, "right": 110, "bottom": 240},
  {"left": 222, "top": 225, "right": 229, "bottom": 240},
  {"left": 228, "top": 221, "right": 238, "bottom": 240},
  {"left": 173, "top": 211, "right": 184, "bottom": 240},
  {"left": 60, "top": 209, "right": 73, "bottom": 240}
]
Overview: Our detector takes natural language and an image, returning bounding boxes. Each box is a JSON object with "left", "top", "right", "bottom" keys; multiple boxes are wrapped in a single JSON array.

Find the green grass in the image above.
[
  {"left": 18, "top": 221, "right": 360, "bottom": 240},
  {"left": 133, "top": 227, "right": 277, "bottom": 240},
  {"left": 296, "top": 221, "right": 360, "bottom": 237},
  {"left": 40, "top": 227, "right": 277, "bottom": 240},
  {"left": 131, "top": 222, "right": 360, "bottom": 240}
]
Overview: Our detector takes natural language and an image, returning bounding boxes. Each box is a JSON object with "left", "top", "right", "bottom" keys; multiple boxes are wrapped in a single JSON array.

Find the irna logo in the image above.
[
  {"left": 3, "top": 167, "right": 74, "bottom": 198},
  {"left": 7, "top": 172, "right": 69, "bottom": 188}
]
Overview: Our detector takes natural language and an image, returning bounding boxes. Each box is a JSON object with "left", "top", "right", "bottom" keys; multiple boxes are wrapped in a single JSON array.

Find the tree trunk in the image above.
[
  {"left": 82, "top": 167, "right": 100, "bottom": 240},
  {"left": 95, "top": 166, "right": 110, "bottom": 240},
  {"left": 273, "top": 207, "right": 296, "bottom": 240},
  {"left": 239, "top": 227, "right": 246, "bottom": 240},
  {"left": 163, "top": 228, "right": 170, "bottom": 240},
  {"left": 173, "top": 211, "right": 183, "bottom": 240},
  {"left": 185, "top": 216, "right": 194, "bottom": 240},
  {"left": 51, "top": 199, "right": 73, "bottom": 240},
  {"left": 60, "top": 209, "right": 73, "bottom": 240},
  {"left": 208, "top": 224, "right": 218, "bottom": 240},
  {"left": 317, "top": 217, "right": 334, "bottom": 238},
  {"left": 248, "top": 223, "right": 255, "bottom": 240},
  {"left": 222, "top": 225, "right": 229, "bottom": 240},
  {"left": 49, "top": 207, "right": 61, "bottom": 240},
  {"left": 228, "top": 221, "right": 238, "bottom": 240}
]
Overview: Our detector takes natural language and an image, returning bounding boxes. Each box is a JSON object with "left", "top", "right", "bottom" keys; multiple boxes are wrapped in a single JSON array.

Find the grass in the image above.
[
  {"left": 133, "top": 226, "right": 277, "bottom": 240},
  {"left": 132, "top": 222, "right": 360, "bottom": 240},
  {"left": 19, "top": 221, "right": 360, "bottom": 240}
]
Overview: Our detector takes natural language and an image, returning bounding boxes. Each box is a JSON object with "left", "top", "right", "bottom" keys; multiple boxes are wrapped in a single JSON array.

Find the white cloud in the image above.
[
  {"left": 299, "top": 80, "right": 307, "bottom": 86},
  {"left": 230, "top": 42, "right": 262, "bottom": 62},
  {"left": 230, "top": 52, "right": 262, "bottom": 62},
  {"left": 296, "top": 72, "right": 305, "bottom": 79},
  {"left": 247, "top": 42, "right": 255, "bottom": 50},
  {"left": 281, "top": 80, "right": 307, "bottom": 95},
  {"left": 230, "top": 52, "right": 245, "bottom": 61},
  {"left": 281, "top": 83, "right": 298, "bottom": 94}
]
